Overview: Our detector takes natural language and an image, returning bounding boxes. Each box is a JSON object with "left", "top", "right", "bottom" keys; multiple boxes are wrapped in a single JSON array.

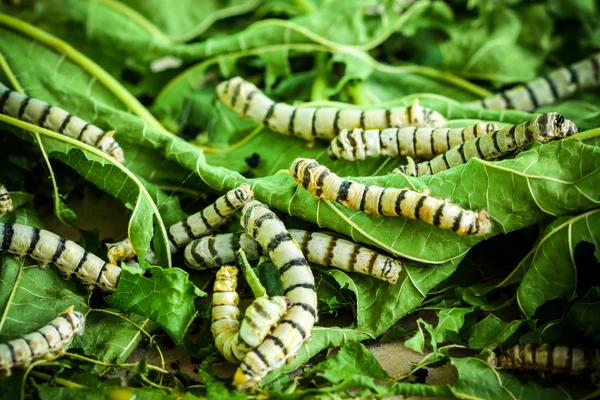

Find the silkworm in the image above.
[
  {"left": 0, "top": 306, "right": 85, "bottom": 376},
  {"left": 328, "top": 123, "right": 501, "bottom": 161},
  {"left": 211, "top": 266, "right": 290, "bottom": 363},
  {"left": 393, "top": 113, "right": 577, "bottom": 177},
  {"left": 0, "top": 223, "right": 121, "bottom": 291},
  {"left": 216, "top": 77, "right": 446, "bottom": 142},
  {"left": 0, "top": 82, "right": 124, "bottom": 163},
  {"left": 290, "top": 158, "right": 491, "bottom": 236},
  {"left": 106, "top": 184, "right": 254, "bottom": 264},
  {"left": 184, "top": 229, "right": 401, "bottom": 284},
  {"left": 488, "top": 344, "right": 600, "bottom": 374},
  {"left": 466, "top": 52, "right": 600, "bottom": 111},
  {"left": 0, "top": 184, "right": 13, "bottom": 214},
  {"left": 234, "top": 201, "right": 318, "bottom": 390}
]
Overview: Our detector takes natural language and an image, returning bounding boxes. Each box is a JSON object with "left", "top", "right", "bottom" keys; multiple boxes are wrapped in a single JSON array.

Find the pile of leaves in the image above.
[{"left": 0, "top": 0, "right": 599, "bottom": 398}]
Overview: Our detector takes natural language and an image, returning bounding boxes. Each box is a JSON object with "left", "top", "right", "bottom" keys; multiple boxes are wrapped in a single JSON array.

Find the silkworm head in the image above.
[
  {"left": 231, "top": 184, "right": 255, "bottom": 206},
  {"left": 531, "top": 113, "right": 577, "bottom": 143},
  {"left": 110, "top": 147, "right": 125, "bottom": 164},
  {"left": 215, "top": 79, "right": 235, "bottom": 104},
  {"left": 426, "top": 109, "right": 447, "bottom": 129},
  {"left": 487, "top": 352, "right": 499, "bottom": 368},
  {"left": 72, "top": 311, "right": 86, "bottom": 335},
  {"left": 289, "top": 158, "right": 309, "bottom": 180},
  {"left": 233, "top": 368, "right": 256, "bottom": 390},
  {"left": 475, "top": 210, "right": 492, "bottom": 236}
]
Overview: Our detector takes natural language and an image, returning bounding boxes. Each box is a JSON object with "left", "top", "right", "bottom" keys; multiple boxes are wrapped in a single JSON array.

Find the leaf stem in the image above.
[
  {"left": 0, "top": 49, "right": 72, "bottom": 225},
  {"left": 565, "top": 128, "right": 600, "bottom": 142},
  {"left": 34, "top": 133, "right": 71, "bottom": 225},
  {"left": 89, "top": 309, "right": 154, "bottom": 339},
  {"left": 65, "top": 352, "right": 169, "bottom": 374},
  {"left": 236, "top": 250, "right": 267, "bottom": 298},
  {"left": 293, "top": 0, "right": 317, "bottom": 13},
  {"left": 93, "top": 0, "right": 171, "bottom": 43},
  {"left": 345, "top": 80, "right": 373, "bottom": 106},
  {"left": 310, "top": 53, "right": 329, "bottom": 102},
  {"left": 0, "top": 260, "right": 23, "bottom": 332},
  {"left": 0, "top": 13, "right": 171, "bottom": 135},
  {"left": 167, "top": 0, "right": 263, "bottom": 42},
  {"left": 156, "top": 43, "right": 491, "bottom": 106},
  {"left": 28, "top": 371, "right": 86, "bottom": 388},
  {"left": 0, "top": 114, "right": 172, "bottom": 268}
]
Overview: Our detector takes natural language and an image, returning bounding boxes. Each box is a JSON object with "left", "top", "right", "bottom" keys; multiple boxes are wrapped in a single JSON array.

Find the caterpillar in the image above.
[
  {"left": 393, "top": 113, "right": 577, "bottom": 177},
  {"left": 211, "top": 266, "right": 290, "bottom": 363},
  {"left": 234, "top": 201, "right": 318, "bottom": 390},
  {"left": 290, "top": 158, "right": 491, "bottom": 236},
  {"left": 0, "top": 184, "right": 13, "bottom": 214},
  {"left": 488, "top": 344, "right": 600, "bottom": 375},
  {"left": 328, "top": 123, "right": 502, "bottom": 161},
  {"left": 466, "top": 52, "right": 600, "bottom": 111},
  {"left": 184, "top": 229, "right": 401, "bottom": 284},
  {"left": 0, "top": 82, "right": 124, "bottom": 163},
  {"left": 106, "top": 184, "right": 254, "bottom": 264},
  {"left": 0, "top": 306, "right": 85, "bottom": 376},
  {"left": 0, "top": 223, "right": 121, "bottom": 291},
  {"left": 216, "top": 77, "right": 446, "bottom": 142}
]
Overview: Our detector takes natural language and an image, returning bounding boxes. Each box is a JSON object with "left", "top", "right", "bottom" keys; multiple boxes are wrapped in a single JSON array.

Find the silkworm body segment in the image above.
[
  {"left": 290, "top": 158, "right": 491, "bottom": 236},
  {"left": 167, "top": 184, "right": 254, "bottom": 251},
  {"left": 467, "top": 53, "right": 600, "bottom": 111},
  {"left": 0, "top": 223, "right": 121, "bottom": 291},
  {"left": 212, "top": 266, "right": 290, "bottom": 364},
  {"left": 234, "top": 201, "right": 317, "bottom": 390},
  {"left": 0, "top": 185, "right": 13, "bottom": 214},
  {"left": 0, "top": 306, "right": 85, "bottom": 376},
  {"left": 394, "top": 113, "right": 577, "bottom": 177},
  {"left": 328, "top": 123, "right": 501, "bottom": 161},
  {"left": 488, "top": 344, "right": 600, "bottom": 374},
  {"left": 216, "top": 77, "right": 446, "bottom": 142},
  {"left": 0, "top": 82, "right": 124, "bottom": 162},
  {"left": 184, "top": 229, "right": 401, "bottom": 284}
]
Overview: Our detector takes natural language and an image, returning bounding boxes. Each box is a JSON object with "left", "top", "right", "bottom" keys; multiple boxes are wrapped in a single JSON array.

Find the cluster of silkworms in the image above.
[{"left": 1, "top": 51, "right": 598, "bottom": 389}]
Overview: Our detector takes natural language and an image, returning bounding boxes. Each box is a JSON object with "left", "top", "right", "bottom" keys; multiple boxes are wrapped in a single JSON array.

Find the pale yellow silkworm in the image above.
[
  {"left": 0, "top": 306, "right": 85, "bottom": 376},
  {"left": 106, "top": 184, "right": 254, "bottom": 264},
  {"left": 216, "top": 77, "right": 446, "bottom": 142},
  {"left": 0, "top": 223, "right": 121, "bottom": 291},
  {"left": 488, "top": 344, "right": 600, "bottom": 374},
  {"left": 290, "top": 158, "right": 491, "bottom": 236},
  {"left": 234, "top": 201, "right": 317, "bottom": 390},
  {"left": 211, "top": 266, "right": 290, "bottom": 364},
  {"left": 393, "top": 113, "right": 577, "bottom": 177},
  {"left": 328, "top": 123, "right": 501, "bottom": 161},
  {"left": 184, "top": 229, "right": 401, "bottom": 284},
  {"left": 466, "top": 52, "right": 600, "bottom": 111},
  {"left": 0, "top": 82, "right": 124, "bottom": 163},
  {"left": 0, "top": 184, "right": 13, "bottom": 214}
]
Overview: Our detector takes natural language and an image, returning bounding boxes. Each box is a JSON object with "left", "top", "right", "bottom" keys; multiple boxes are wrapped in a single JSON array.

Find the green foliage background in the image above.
[{"left": 0, "top": 0, "right": 599, "bottom": 398}]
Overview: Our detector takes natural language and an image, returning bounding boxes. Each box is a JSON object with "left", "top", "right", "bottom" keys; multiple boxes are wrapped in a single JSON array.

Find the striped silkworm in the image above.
[
  {"left": 328, "top": 123, "right": 502, "bottom": 161},
  {"left": 234, "top": 201, "right": 318, "bottom": 390},
  {"left": 488, "top": 344, "right": 600, "bottom": 375},
  {"left": 466, "top": 52, "right": 600, "bottom": 111},
  {"left": 216, "top": 77, "right": 446, "bottom": 142},
  {"left": 184, "top": 229, "right": 401, "bottom": 284},
  {"left": 0, "top": 223, "right": 121, "bottom": 291},
  {"left": 0, "top": 306, "right": 85, "bottom": 376},
  {"left": 211, "top": 266, "right": 290, "bottom": 363},
  {"left": 106, "top": 184, "right": 254, "bottom": 264},
  {"left": 0, "top": 82, "right": 124, "bottom": 163},
  {"left": 393, "top": 113, "right": 577, "bottom": 177},
  {"left": 290, "top": 158, "right": 491, "bottom": 236},
  {"left": 0, "top": 184, "right": 13, "bottom": 214}
]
